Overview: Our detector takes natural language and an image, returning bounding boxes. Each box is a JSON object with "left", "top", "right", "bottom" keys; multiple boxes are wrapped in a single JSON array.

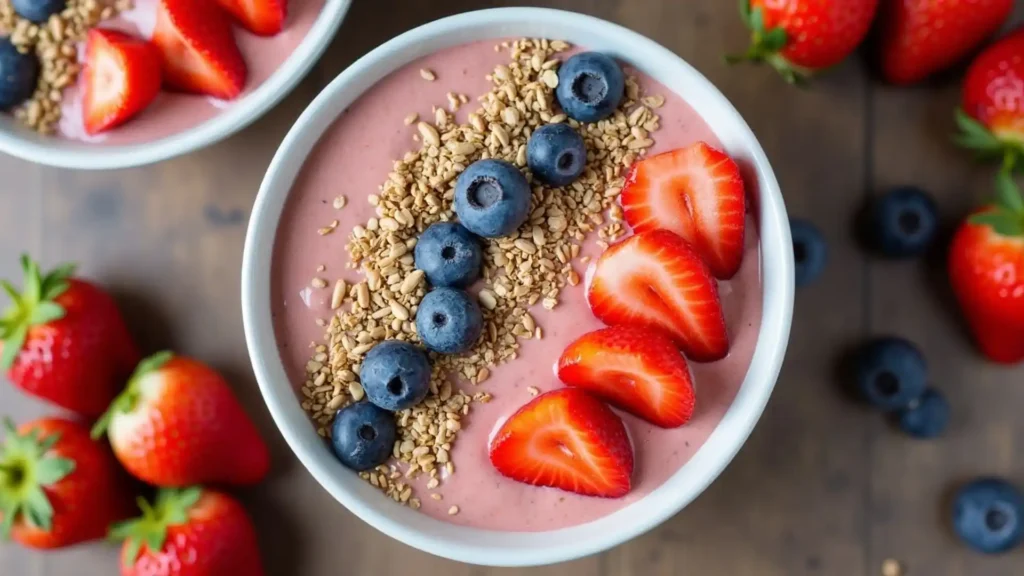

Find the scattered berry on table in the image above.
[
  {"left": 877, "top": 0, "right": 1013, "bottom": 86},
  {"left": 587, "top": 229, "right": 728, "bottom": 362},
  {"left": 555, "top": 51, "right": 624, "bottom": 123},
  {"left": 489, "top": 388, "right": 634, "bottom": 498},
  {"left": 790, "top": 218, "right": 827, "bottom": 287},
  {"left": 726, "top": 0, "right": 880, "bottom": 84},
  {"left": 527, "top": 123, "right": 586, "bottom": 187},
  {"left": 414, "top": 287, "right": 483, "bottom": 354},
  {"left": 413, "top": 222, "right": 482, "bottom": 289},
  {"left": 955, "top": 28, "right": 1024, "bottom": 170},
  {"left": 853, "top": 337, "right": 928, "bottom": 412},
  {"left": 10, "top": 0, "right": 66, "bottom": 23},
  {"left": 897, "top": 387, "right": 950, "bottom": 439},
  {"left": 329, "top": 401, "right": 397, "bottom": 471},
  {"left": 863, "top": 186, "right": 938, "bottom": 258},
  {"left": 620, "top": 142, "right": 747, "bottom": 279},
  {"left": 952, "top": 477, "right": 1024, "bottom": 554},
  {"left": 0, "top": 39, "right": 39, "bottom": 111},
  {"left": 453, "top": 159, "right": 531, "bottom": 238},
  {"left": 359, "top": 340, "right": 431, "bottom": 412}
]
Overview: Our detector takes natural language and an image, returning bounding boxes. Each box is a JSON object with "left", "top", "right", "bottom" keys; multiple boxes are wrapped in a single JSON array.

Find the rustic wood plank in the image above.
[{"left": 865, "top": 8, "right": 1024, "bottom": 576}]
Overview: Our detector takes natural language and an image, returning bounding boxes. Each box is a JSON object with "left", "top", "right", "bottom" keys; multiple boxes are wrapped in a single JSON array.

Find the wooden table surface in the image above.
[{"left": 3, "top": 1, "right": 1024, "bottom": 574}]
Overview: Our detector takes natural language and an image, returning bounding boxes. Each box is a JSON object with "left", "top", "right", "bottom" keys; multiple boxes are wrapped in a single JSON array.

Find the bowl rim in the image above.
[
  {"left": 0, "top": 0, "right": 353, "bottom": 170},
  {"left": 242, "top": 6, "right": 794, "bottom": 567}
]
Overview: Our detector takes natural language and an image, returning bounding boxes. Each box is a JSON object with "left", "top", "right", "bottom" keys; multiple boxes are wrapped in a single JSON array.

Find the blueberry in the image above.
[
  {"left": 853, "top": 337, "right": 927, "bottom": 411},
  {"left": 527, "top": 123, "right": 587, "bottom": 187},
  {"left": 415, "top": 287, "right": 482, "bottom": 354},
  {"left": 953, "top": 478, "right": 1024, "bottom": 554},
  {"left": 863, "top": 186, "right": 938, "bottom": 258},
  {"left": 454, "top": 159, "right": 531, "bottom": 238},
  {"left": 359, "top": 340, "right": 431, "bottom": 411},
  {"left": 897, "top": 387, "right": 950, "bottom": 439},
  {"left": 0, "top": 39, "right": 39, "bottom": 110},
  {"left": 555, "top": 52, "right": 624, "bottom": 123},
  {"left": 11, "top": 0, "right": 66, "bottom": 22},
  {"left": 414, "top": 222, "right": 482, "bottom": 288},
  {"left": 330, "top": 401, "right": 396, "bottom": 471},
  {"left": 790, "top": 219, "right": 827, "bottom": 287}
]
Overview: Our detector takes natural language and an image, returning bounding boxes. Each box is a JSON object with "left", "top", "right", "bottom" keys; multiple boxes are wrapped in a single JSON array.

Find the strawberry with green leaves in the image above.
[
  {"left": 1, "top": 256, "right": 140, "bottom": 418},
  {"left": 949, "top": 172, "right": 1024, "bottom": 364},
  {"left": 727, "top": 0, "right": 880, "bottom": 83},
  {"left": 955, "top": 28, "right": 1024, "bottom": 173},
  {"left": 92, "top": 351, "right": 270, "bottom": 487},
  {"left": 112, "top": 487, "right": 265, "bottom": 576},
  {"left": 0, "top": 418, "right": 134, "bottom": 549}
]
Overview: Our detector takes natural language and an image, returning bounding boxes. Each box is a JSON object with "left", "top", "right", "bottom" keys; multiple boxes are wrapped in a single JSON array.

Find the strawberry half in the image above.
[
  {"left": 557, "top": 325, "right": 695, "bottom": 428},
  {"left": 152, "top": 0, "right": 247, "bottom": 99},
  {"left": 489, "top": 388, "right": 633, "bottom": 498},
  {"left": 587, "top": 229, "right": 729, "bottom": 362},
  {"left": 621, "top": 141, "right": 746, "bottom": 279},
  {"left": 82, "top": 29, "right": 162, "bottom": 135},
  {"left": 216, "top": 0, "right": 286, "bottom": 36}
]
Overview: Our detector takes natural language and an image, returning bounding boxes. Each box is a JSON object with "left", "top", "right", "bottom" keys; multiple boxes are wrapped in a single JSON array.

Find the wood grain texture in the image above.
[{"left": 0, "top": 0, "right": 1022, "bottom": 574}]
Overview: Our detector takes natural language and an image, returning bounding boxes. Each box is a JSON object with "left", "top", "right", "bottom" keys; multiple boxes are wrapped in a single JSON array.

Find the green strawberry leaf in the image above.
[
  {"left": 112, "top": 488, "right": 204, "bottom": 568},
  {"left": 761, "top": 27, "right": 788, "bottom": 52},
  {"left": 969, "top": 211, "right": 1024, "bottom": 236},
  {"left": 33, "top": 455, "right": 74, "bottom": 486},
  {"left": 750, "top": 6, "right": 765, "bottom": 34},
  {"left": 0, "top": 325, "right": 27, "bottom": 371},
  {"left": 995, "top": 170, "right": 1024, "bottom": 213},
  {"left": 29, "top": 302, "right": 64, "bottom": 326},
  {"left": 738, "top": 0, "right": 752, "bottom": 27}
]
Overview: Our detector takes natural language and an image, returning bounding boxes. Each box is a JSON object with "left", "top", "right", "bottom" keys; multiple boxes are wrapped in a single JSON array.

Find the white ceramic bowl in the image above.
[
  {"left": 242, "top": 7, "right": 794, "bottom": 567},
  {"left": 0, "top": 0, "right": 352, "bottom": 170}
]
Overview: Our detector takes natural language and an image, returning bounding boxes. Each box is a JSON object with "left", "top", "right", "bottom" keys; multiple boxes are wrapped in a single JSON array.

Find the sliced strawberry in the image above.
[
  {"left": 489, "top": 388, "right": 633, "bottom": 498},
  {"left": 152, "top": 0, "right": 247, "bottom": 99},
  {"left": 81, "top": 29, "right": 161, "bottom": 135},
  {"left": 216, "top": 0, "right": 286, "bottom": 36},
  {"left": 621, "top": 141, "right": 747, "bottom": 279},
  {"left": 557, "top": 325, "right": 695, "bottom": 428},
  {"left": 588, "top": 229, "right": 729, "bottom": 362}
]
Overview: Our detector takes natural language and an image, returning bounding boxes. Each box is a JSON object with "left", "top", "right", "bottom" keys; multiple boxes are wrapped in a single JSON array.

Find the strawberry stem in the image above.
[
  {"left": 110, "top": 487, "right": 204, "bottom": 568},
  {"left": 0, "top": 422, "right": 75, "bottom": 539},
  {"left": 91, "top": 351, "right": 174, "bottom": 440},
  {"left": 725, "top": 1, "right": 809, "bottom": 84},
  {"left": 968, "top": 172, "right": 1024, "bottom": 237},
  {"left": 0, "top": 256, "right": 74, "bottom": 371}
]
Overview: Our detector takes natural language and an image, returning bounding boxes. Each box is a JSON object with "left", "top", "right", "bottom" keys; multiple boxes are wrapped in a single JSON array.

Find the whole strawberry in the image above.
[
  {"left": 955, "top": 28, "right": 1024, "bottom": 171},
  {"left": 1, "top": 256, "right": 140, "bottom": 418},
  {"left": 92, "top": 351, "right": 270, "bottom": 487},
  {"left": 0, "top": 418, "right": 135, "bottom": 549},
  {"left": 727, "top": 0, "right": 879, "bottom": 83},
  {"left": 112, "top": 487, "right": 265, "bottom": 576},
  {"left": 949, "top": 173, "right": 1024, "bottom": 364},
  {"left": 878, "top": 0, "right": 1014, "bottom": 85}
]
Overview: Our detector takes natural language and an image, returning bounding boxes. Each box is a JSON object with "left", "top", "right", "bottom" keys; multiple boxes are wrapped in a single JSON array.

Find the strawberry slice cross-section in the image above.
[
  {"left": 557, "top": 325, "right": 695, "bottom": 428},
  {"left": 216, "top": 0, "right": 287, "bottom": 36},
  {"left": 82, "top": 29, "right": 162, "bottom": 135},
  {"left": 587, "top": 229, "right": 729, "bottom": 362},
  {"left": 152, "top": 0, "right": 248, "bottom": 100},
  {"left": 621, "top": 141, "right": 746, "bottom": 279},
  {"left": 489, "top": 388, "right": 633, "bottom": 498}
]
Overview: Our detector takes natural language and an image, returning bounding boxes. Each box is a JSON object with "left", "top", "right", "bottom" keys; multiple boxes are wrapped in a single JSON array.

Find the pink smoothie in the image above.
[
  {"left": 55, "top": 0, "right": 325, "bottom": 143},
  {"left": 271, "top": 40, "right": 763, "bottom": 531}
]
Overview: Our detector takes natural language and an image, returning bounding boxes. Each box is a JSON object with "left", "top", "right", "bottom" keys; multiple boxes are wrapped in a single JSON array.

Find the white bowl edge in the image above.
[
  {"left": 242, "top": 7, "right": 794, "bottom": 568},
  {"left": 0, "top": 0, "right": 352, "bottom": 170}
]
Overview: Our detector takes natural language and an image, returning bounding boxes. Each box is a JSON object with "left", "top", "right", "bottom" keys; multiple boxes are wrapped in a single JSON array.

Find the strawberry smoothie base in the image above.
[
  {"left": 55, "top": 0, "right": 325, "bottom": 143},
  {"left": 271, "top": 39, "right": 763, "bottom": 531}
]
